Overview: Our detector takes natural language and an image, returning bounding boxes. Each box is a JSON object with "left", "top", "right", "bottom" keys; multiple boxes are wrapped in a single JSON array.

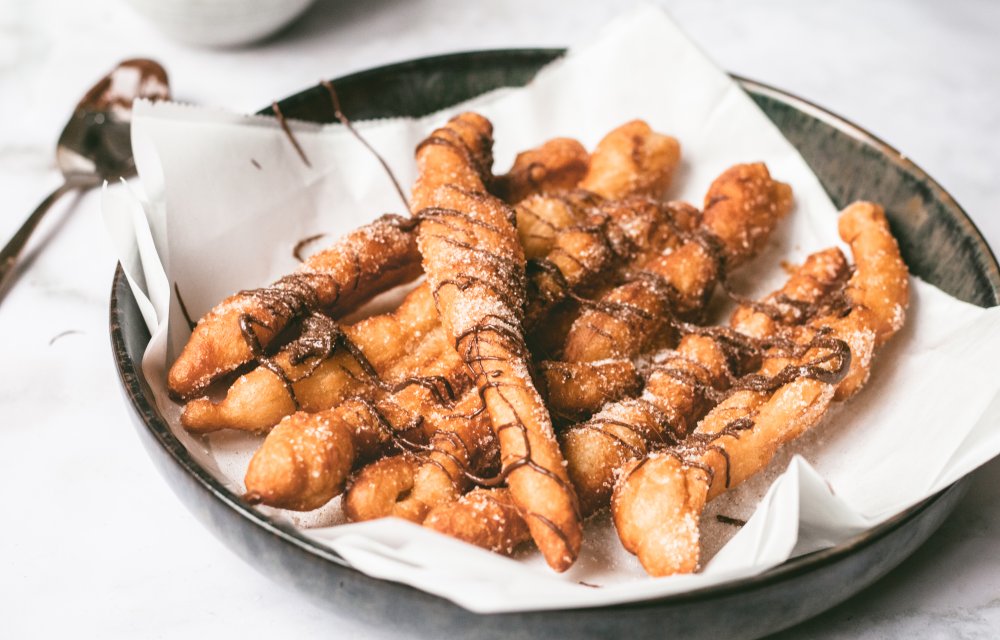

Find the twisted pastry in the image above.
[
  {"left": 612, "top": 202, "right": 908, "bottom": 576},
  {"left": 167, "top": 214, "right": 423, "bottom": 400},
  {"left": 412, "top": 112, "right": 582, "bottom": 571}
]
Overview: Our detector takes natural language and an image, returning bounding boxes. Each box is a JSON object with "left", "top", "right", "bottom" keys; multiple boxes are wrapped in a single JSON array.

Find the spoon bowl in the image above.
[{"left": 0, "top": 58, "right": 169, "bottom": 299}]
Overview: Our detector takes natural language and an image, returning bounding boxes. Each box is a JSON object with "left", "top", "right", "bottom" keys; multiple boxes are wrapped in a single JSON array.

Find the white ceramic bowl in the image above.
[{"left": 125, "top": 0, "right": 317, "bottom": 48}]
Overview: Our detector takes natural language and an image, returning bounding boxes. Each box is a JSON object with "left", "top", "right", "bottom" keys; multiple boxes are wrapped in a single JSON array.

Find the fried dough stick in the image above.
[
  {"left": 244, "top": 400, "right": 405, "bottom": 512},
  {"left": 563, "top": 163, "right": 793, "bottom": 362},
  {"left": 167, "top": 215, "right": 424, "bottom": 400},
  {"left": 169, "top": 133, "right": 591, "bottom": 401},
  {"left": 612, "top": 202, "right": 908, "bottom": 577},
  {"left": 412, "top": 112, "right": 582, "bottom": 572}
]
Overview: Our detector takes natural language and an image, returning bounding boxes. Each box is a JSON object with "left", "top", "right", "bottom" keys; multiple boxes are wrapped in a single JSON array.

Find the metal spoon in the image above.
[{"left": 0, "top": 58, "right": 170, "bottom": 299}]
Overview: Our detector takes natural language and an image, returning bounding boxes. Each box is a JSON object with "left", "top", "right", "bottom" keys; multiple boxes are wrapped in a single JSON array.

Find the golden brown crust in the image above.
[
  {"left": 539, "top": 359, "right": 643, "bottom": 424},
  {"left": 514, "top": 191, "right": 599, "bottom": 260},
  {"left": 424, "top": 488, "right": 532, "bottom": 556},
  {"left": 610, "top": 451, "right": 706, "bottom": 576},
  {"left": 181, "top": 284, "right": 451, "bottom": 433},
  {"left": 493, "top": 137, "right": 590, "bottom": 205},
  {"left": 578, "top": 120, "right": 680, "bottom": 200},
  {"left": 343, "top": 389, "right": 499, "bottom": 523},
  {"left": 343, "top": 454, "right": 424, "bottom": 522},
  {"left": 729, "top": 247, "right": 850, "bottom": 341},
  {"left": 412, "top": 112, "right": 583, "bottom": 571},
  {"left": 244, "top": 404, "right": 390, "bottom": 512},
  {"left": 701, "top": 162, "right": 794, "bottom": 269},
  {"left": 838, "top": 202, "right": 908, "bottom": 347},
  {"left": 167, "top": 215, "right": 422, "bottom": 400}
]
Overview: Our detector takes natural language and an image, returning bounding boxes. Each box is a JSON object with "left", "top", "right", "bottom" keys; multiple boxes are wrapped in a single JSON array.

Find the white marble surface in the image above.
[{"left": 1, "top": 0, "right": 998, "bottom": 637}]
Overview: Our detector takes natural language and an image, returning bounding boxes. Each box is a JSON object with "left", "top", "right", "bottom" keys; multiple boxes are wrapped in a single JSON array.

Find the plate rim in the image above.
[{"left": 109, "top": 47, "right": 999, "bottom": 613}]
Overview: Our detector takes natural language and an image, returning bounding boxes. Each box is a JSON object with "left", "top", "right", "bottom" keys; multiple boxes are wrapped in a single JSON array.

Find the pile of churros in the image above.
[{"left": 166, "top": 111, "right": 908, "bottom": 576}]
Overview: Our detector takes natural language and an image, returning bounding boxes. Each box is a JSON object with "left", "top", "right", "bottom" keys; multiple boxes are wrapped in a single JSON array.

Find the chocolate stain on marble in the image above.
[{"left": 49, "top": 329, "right": 83, "bottom": 346}]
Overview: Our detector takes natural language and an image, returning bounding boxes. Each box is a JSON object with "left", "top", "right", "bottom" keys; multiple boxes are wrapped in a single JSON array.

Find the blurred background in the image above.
[{"left": 1, "top": 1, "right": 998, "bottom": 638}]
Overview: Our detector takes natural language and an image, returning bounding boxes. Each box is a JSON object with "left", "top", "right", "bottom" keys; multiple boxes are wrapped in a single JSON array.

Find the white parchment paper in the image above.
[{"left": 102, "top": 4, "right": 1000, "bottom": 613}]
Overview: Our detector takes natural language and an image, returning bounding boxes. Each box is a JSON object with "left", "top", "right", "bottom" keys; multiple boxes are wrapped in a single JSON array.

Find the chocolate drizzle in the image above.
[
  {"left": 266, "top": 309, "right": 461, "bottom": 412},
  {"left": 320, "top": 79, "right": 409, "bottom": 210},
  {"left": 566, "top": 241, "right": 858, "bottom": 518},
  {"left": 415, "top": 117, "right": 494, "bottom": 182},
  {"left": 221, "top": 212, "right": 422, "bottom": 399},
  {"left": 619, "top": 333, "right": 852, "bottom": 492},
  {"left": 271, "top": 101, "right": 311, "bottom": 167},
  {"left": 524, "top": 198, "right": 700, "bottom": 325},
  {"left": 716, "top": 514, "right": 747, "bottom": 527},
  {"left": 173, "top": 282, "right": 196, "bottom": 331},
  {"left": 292, "top": 233, "right": 326, "bottom": 262},
  {"left": 720, "top": 264, "right": 854, "bottom": 326},
  {"left": 413, "top": 115, "right": 583, "bottom": 553}
]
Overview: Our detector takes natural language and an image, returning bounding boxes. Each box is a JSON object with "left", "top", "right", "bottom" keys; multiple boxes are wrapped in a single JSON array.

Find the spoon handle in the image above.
[{"left": 0, "top": 178, "right": 93, "bottom": 299}]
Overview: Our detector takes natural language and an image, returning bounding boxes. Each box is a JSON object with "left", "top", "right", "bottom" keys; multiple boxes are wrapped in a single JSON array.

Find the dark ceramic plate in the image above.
[{"left": 110, "top": 50, "right": 999, "bottom": 639}]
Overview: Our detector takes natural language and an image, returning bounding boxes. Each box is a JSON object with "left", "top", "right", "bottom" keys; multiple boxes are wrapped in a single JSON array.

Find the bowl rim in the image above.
[{"left": 110, "top": 47, "right": 999, "bottom": 612}]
